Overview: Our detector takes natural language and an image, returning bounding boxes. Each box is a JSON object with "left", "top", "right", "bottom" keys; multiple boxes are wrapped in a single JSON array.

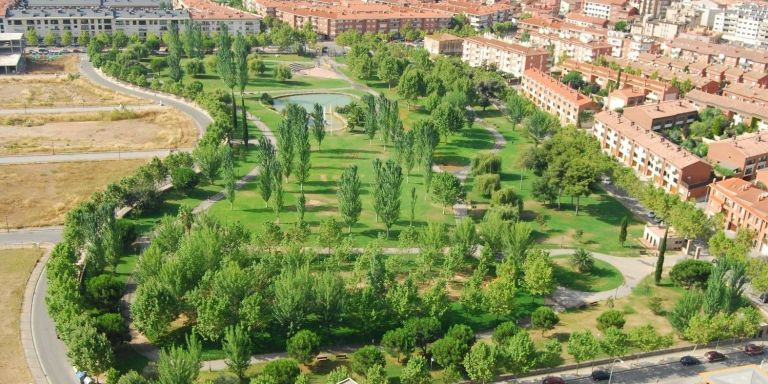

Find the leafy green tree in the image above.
[
  {"left": 157, "top": 334, "right": 202, "bottom": 384},
  {"left": 531, "top": 307, "right": 559, "bottom": 336},
  {"left": 381, "top": 328, "right": 415, "bottom": 362},
  {"left": 131, "top": 278, "right": 179, "bottom": 339},
  {"left": 372, "top": 159, "right": 403, "bottom": 238},
  {"left": 401, "top": 355, "right": 432, "bottom": 384},
  {"left": 503, "top": 332, "right": 538, "bottom": 374},
  {"left": 223, "top": 325, "right": 252, "bottom": 381},
  {"left": 670, "top": 259, "right": 712, "bottom": 288},
  {"left": 628, "top": 325, "right": 673, "bottom": 352},
  {"left": 523, "top": 249, "right": 555, "bottom": 298},
  {"left": 272, "top": 267, "right": 314, "bottom": 335},
  {"left": 311, "top": 103, "right": 326, "bottom": 149},
  {"left": 596, "top": 310, "right": 626, "bottom": 331},
  {"left": 275, "top": 64, "right": 293, "bottom": 81},
  {"left": 325, "top": 367, "right": 350, "bottom": 384},
  {"left": 77, "top": 30, "right": 90, "bottom": 46},
  {"left": 567, "top": 331, "right": 599, "bottom": 373},
  {"left": 44, "top": 31, "right": 57, "bottom": 46},
  {"left": 398, "top": 67, "right": 425, "bottom": 109},
  {"left": 614, "top": 20, "right": 628, "bottom": 31},
  {"left": 492, "top": 321, "right": 520, "bottom": 344},
  {"left": 193, "top": 142, "right": 224, "bottom": 184},
  {"left": 378, "top": 54, "right": 402, "bottom": 89},
  {"left": 431, "top": 102, "right": 465, "bottom": 140},
  {"left": 314, "top": 269, "right": 345, "bottom": 329},
  {"left": 263, "top": 359, "right": 300, "bottom": 384},
  {"left": 276, "top": 104, "right": 299, "bottom": 179},
  {"left": 61, "top": 31, "right": 73, "bottom": 46},
  {"left": 338, "top": 165, "right": 362, "bottom": 232},
  {"left": 26, "top": 30, "right": 38, "bottom": 46},
  {"left": 463, "top": 342, "right": 498, "bottom": 384},
  {"left": 351, "top": 346, "right": 386, "bottom": 375},
  {"left": 428, "top": 167, "right": 465, "bottom": 212},
  {"left": 523, "top": 110, "right": 559, "bottom": 146},
  {"left": 484, "top": 276, "right": 517, "bottom": 318},
  {"left": 600, "top": 328, "right": 628, "bottom": 358},
  {"left": 117, "top": 371, "right": 147, "bottom": 384},
  {"left": 387, "top": 276, "right": 421, "bottom": 321},
  {"left": 366, "top": 364, "right": 388, "bottom": 384},
  {"left": 67, "top": 323, "right": 114, "bottom": 379},
  {"left": 185, "top": 58, "right": 205, "bottom": 77},
  {"left": 403, "top": 317, "right": 442, "bottom": 349},
  {"left": 669, "top": 291, "right": 704, "bottom": 332},
  {"left": 571, "top": 248, "right": 595, "bottom": 273},
  {"left": 287, "top": 330, "right": 321, "bottom": 365},
  {"left": 537, "top": 339, "right": 563, "bottom": 368}
]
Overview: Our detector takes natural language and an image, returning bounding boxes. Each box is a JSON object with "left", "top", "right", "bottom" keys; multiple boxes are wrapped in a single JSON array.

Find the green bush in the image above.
[
  {"left": 473, "top": 173, "right": 501, "bottom": 197},
  {"left": 596, "top": 310, "right": 626, "bottom": 331},
  {"left": 669, "top": 259, "right": 712, "bottom": 289},
  {"left": 351, "top": 345, "right": 386, "bottom": 375},
  {"left": 492, "top": 321, "right": 520, "bottom": 344},
  {"left": 471, "top": 152, "right": 501, "bottom": 175},
  {"left": 286, "top": 330, "right": 321, "bottom": 364},
  {"left": 94, "top": 312, "right": 129, "bottom": 344},
  {"left": 263, "top": 359, "right": 300, "bottom": 384},
  {"left": 261, "top": 92, "right": 274, "bottom": 105},
  {"left": 115, "top": 220, "right": 138, "bottom": 251},
  {"left": 171, "top": 167, "right": 198, "bottom": 192},
  {"left": 491, "top": 187, "right": 521, "bottom": 207},
  {"left": 85, "top": 274, "right": 123, "bottom": 309}
]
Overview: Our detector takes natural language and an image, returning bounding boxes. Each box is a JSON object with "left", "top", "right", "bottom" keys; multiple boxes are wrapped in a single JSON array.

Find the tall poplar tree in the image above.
[
  {"left": 294, "top": 115, "right": 311, "bottom": 190},
  {"left": 337, "top": 165, "right": 362, "bottom": 232},
  {"left": 374, "top": 159, "right": 403, "bottom": 238},
  {"left": 233, "top": 32, "right": 250, "bottom": 146},
  {"left": 216, "top": 23, "right": 237, "bottom": 143}
]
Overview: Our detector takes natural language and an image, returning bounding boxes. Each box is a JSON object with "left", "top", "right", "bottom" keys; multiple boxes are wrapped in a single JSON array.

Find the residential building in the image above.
[
  {"left": 175, "top": 0, "right": 260, "bottom": 34},
  {"left": 723, "top": 82, "right": 768, "bottom": 106},
  {"left": 621, "top": 99, "right": 698, "bottom": 131},
  {"left": 666, "top": 38, "right": 768, "bottom": 72},
  {"left": 712, "top": 2, "right": 768, "bottom": 47},
  {"left": 686, "top": 89, "right": 768, "bottom": 131},
  {"left": 638, "top": 0, "right": 671, "bottom": 19},
  {"left": 424, "top": 33, "right": 463, "bottom": 55},
  {"left": 707, "top": 131, "right": 768, "bottom": 179},
  {"left": 521, "top": 67, "right": 599, "bottom": 125},
  {"left": 0, "top": 32, "right": 23, "bottom": 74},
  {"left": 607, "top": 87, "right": 645, "bottom": 110},
  {"left": 592, "top": 110, "right": 712, "bottom": 198},
  {"left": 582, "top": 0, "right": 634, "bottom": 20},
  {"left": 632, "top": 18, "right": 681, "bottom": 40},
  {"left": 527, "top": 30, "right": 613, "bottom": 62},
  {"left": 561, "top": 59, "right": 679, "bottom": 101},
  {"left": 706, "top": 179, "right": 768, "bottom": 255},
  {"left": 564, "top": 12, "right": 608, "bottom": 28},
  {"left": 461, "top": 36, "right": 549, "bottom": 77},
  {"left": 642, "top": 224, "right": 685, "bottom": 250},
  {"left": 422, "top": 0, "right": 514, "bottom": 30}
]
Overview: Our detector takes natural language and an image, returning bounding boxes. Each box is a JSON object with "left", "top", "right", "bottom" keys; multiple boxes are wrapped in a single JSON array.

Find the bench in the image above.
[
  {"left": 316, "top": 355, "right": 329, "bottom": 362},
  {"left": 335, "top": 354, "right": 347, "bottom": 360}
]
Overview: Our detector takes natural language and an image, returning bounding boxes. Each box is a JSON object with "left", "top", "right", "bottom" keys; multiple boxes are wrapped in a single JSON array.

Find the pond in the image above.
[{"left": 273, "top": 93, "right": 354, "bottom": 131}]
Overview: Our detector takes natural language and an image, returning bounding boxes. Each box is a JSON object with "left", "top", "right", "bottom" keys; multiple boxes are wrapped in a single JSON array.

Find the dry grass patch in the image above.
[
  {"left": 0, "top": 108, "right": 198, "bottom": 155},
  {"left": 25, "top": 55, "right": 80, "bottom": 74},
  {"left": 0, "top": 77, "right": 148, "bottom": 108},
  {"left": 0, "top": 159, "right": 149, "bottom": 228},
  {"left": 0, "top": 247, "right": 44, "bottom": 383}
]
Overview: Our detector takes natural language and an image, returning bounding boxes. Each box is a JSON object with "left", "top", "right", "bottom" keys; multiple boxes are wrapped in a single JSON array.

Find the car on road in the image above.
[
  {"left": 745, "top": 343, "right": 764, "bottom": 356},
  {"left": 591, "top": 370, "right": 610, "bottom": 381},
  {"left": 705, "top": 351, "right": 726, "bottom": 362},
  {"left": 680, "top": 355, "right": 700, "bottom": 366},
  {"left": 542, "top": 377, "right": 566, "bottom": 384}
]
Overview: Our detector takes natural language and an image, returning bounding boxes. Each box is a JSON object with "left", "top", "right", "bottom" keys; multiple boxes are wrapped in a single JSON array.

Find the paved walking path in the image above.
[
  {"left": 0, "top": 104, "right": 163, "bottom": 115},
  {"left": 0, "top": 148, "right": 190, "bottom": 165}
]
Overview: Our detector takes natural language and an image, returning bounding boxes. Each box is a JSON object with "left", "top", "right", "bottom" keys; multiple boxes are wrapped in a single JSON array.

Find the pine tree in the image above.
[
  {"left": 654, "top": 230, "right": 667, "bottom": 285},
  {"left": 337, "top": 165, "right": 362, "bottom": 232}
]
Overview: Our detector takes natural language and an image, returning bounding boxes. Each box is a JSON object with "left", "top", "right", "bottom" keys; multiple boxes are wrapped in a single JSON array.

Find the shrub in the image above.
[
  {"left": 570, "top": 248, "right": 595, "bottom": 273},
  {"left": 94, "top": 312, "right": 129, "bottom": 344},
  {"left": 596, "top": 310, "right": 626, "bottom": 331},
  {"left": 351, "top": 346, "right": 386, "bottom": 375},
  {"left": 492, "top": 321, "right": 520, "bottom": 344},
  {"left": 531, "top": 307, "right": 559, "bottom": 335},
  {"left": 286, "top": 330, "right": 321, "bottom": 364},
  {"left": 470, "top": 152, "right": 501, "bottom": 175},
  {"left": 491, "top": 187, "right": 521, "bottom": 207},
  {"left": 261, "top": 92, "right": 274, "bottom": 106},
  {"left": 85, "top": 274, "right": 123, "bottom": 309},
  {"left": 116, "top": 220, "right": 139, "bottom": 251},
  {"left": 669, "top": 259, "right": 712, "bottom": 289},
  {"left": 648, "top": 296, "right": 664, "bottom": 315},
  {"left": 445, "top": 324, "right": 475, "bottom": 346},
  {"left": 473, "top": 173, "right": 501, "bottom": 197},
  {"left": 263, "top": 359, "right": 300, "bottom": 384},
  {"left": 171, "top": 167, "right": 198, "bottom": 192}
]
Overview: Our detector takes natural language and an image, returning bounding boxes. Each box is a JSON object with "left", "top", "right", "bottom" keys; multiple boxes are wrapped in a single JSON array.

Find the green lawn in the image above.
[
  {"left": 552, "top": 257, "right": 624, "bottom": 293},
  {"left": 472, "top": 107, "right": 645, "bottom": 256}
]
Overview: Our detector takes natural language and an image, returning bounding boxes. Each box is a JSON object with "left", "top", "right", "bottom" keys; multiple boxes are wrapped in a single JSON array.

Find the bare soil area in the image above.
[
  {"left": 296, "top": 67, "right": 343, "bottom": 79},
  {"left": 0, "top": 160, "right": 149, "bottom": 228},
  {"left": 25, "top": 54, "right": 80, "bottom": 74},
  {"left": 0, "top": 77, "right": 148, "bottom": 108},
  {"left": 0, "top": 247, "right": 44, "bottom": 384},
  {"left": 0, "top": 109, "right": 198, "bottom": 155}
]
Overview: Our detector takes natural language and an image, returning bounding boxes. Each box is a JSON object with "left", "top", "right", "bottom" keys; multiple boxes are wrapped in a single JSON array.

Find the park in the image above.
[{"left": 15, "top": 20, "right": 767, "bottom": 384}]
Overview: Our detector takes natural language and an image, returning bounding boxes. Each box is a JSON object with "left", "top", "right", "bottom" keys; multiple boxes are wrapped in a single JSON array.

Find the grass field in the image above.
[
  {"left": 553, "top": 257, "right": 624, "bottom": 292},
  {"left": 0, "top": 247, "right": 44, "bottom": 383},
  {"left": 0, "top": 108, "right": 198, "bottom": 155},
  {"left": 0, "top": 159, "right": 149, "bottom": 228},
  {"left": 471, "top": 107, "right": 645, "bottom": 255}
]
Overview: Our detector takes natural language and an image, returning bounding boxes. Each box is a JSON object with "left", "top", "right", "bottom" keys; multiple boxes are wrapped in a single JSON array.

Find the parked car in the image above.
[
  {"left": 680, "top": 355, "right": 700, "bottom": 366},
  {"left": 705, "top": 351, "right": 726, "bottom": 362},
  {"left": 745, "top": 343, "right": 765, "bottom": 356},
  {"left": 542, "top": 377, "right": 566, "bottom": 384},
  {"left": 591, "top": 370, "right": 610, "bottom": 381}
]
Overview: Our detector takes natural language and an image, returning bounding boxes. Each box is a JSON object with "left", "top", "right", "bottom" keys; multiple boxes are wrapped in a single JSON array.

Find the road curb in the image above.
[{"left": 20, "top": 246, "right": 52, "bottom": 384}]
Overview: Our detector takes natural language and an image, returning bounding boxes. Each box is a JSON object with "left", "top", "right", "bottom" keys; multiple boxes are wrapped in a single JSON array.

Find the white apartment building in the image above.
[
  {"left": 462, "top": 36, "right": 549, "bottom": 77},
  {"left": 583, "top": 0, "right": 629, "bottom": 19},
  {"left": 713, "top": 2, "right": 768, "bottom": 47}
]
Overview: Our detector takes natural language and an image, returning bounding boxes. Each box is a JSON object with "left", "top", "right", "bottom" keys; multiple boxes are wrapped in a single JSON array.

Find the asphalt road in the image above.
[
  {"left": 0, "top": 227, "right": 62, "bottom": 245},
  {"left": 0, "top": 148, "right": 186, "bottom": 165}
]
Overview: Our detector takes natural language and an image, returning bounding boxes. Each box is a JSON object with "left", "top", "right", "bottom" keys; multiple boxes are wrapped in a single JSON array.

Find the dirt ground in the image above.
[
  {"left": 25, "top": 55, "right": 80, "bottom": 74},
  {"left": 0, "top": 76, "right": 148, "bottom": 108},
  {"left": 0, "top": 109, "right": 199, "bottom": 155},
  {"left": 296, "top": 67, "right": 342, "bottom": 79},
  {"left": 0, "top": 160, "right": 149, "bottom": 228},
  {"left": 0, "top": 247, "right": 44, "bottom": 383}
]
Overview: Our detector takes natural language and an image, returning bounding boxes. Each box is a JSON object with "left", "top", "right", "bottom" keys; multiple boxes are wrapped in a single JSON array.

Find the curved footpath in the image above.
[{"left": 20, "top": 56, "right": 218, "bottom": 384}]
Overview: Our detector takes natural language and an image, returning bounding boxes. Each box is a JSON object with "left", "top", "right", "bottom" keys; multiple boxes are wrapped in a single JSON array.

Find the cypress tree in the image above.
[
  {"left": 619, "top": 215, "right": 628, "bottom": 247},
  {"left": 654, "top": 229, "right": 667, "bottom": 285}
]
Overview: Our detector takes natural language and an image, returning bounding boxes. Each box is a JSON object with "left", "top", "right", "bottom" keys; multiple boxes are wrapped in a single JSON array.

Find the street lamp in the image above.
[{"left": 608, "top": 358, "right": 624, "bottom": 384}]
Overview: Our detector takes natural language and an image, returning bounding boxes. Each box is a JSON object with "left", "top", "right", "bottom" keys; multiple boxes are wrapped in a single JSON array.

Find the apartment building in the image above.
[
  {"left": 461, "top": 36, "right": 548, "bottom": 77},
  {"left": 593, "top": 110, "right": 713, "bottom": 198},
  {"left": 686, "top": 89, "right": 768, "bottom": 131},
  {"left": 424, "top": 0, "right": 514, "bottom": 30},
  {"left": 706, "top": 178, "right": 768, "bottom": 255},
  {"left": 621, "top": 99, "right": 698, "bottom": 131},
  {"left": 528, "top": 30, "right": 612, "bottom": 62},
  {"left": 175, "top": 0, "right": 260, "bottom": 34},
  {"left": 424, "top": 33, "right": 463, "bottom": 55},
  {"left": 582, "top": 0, "right": 634, "bottom": 19},
  {"left": 723, "top": 83, "right": 768, "bottom": 106},
  {"left": 561, "top": 60, "right": 679, "bottom": 102},
  {"left": 609, "top": 56, "right": 722, "bottom": 94},
  {"left": 666, "top": 38, "right": 768, "bottom": 72},
  {"left": 564, "top": 12, "right": 608, "bottom": 28},
  {"left": 712, "top": 2, "right": 768, "bottom": 47},
  {"left": 521, "top": 67, "right": 599, "bottom": 125},
  {"left": 707, "top": 131, "right": 768, "bottom": 179},
  {"left": 638, "top": 0, "right": 670, "bottom": 19}
]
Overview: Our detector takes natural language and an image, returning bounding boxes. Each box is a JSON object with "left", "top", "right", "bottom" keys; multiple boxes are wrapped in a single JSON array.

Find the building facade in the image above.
[
  {"left": 461, "top": 36, "right": 549, "bottom": 77},
  {"left": 712, "top": 2, "right": 768, "bottom": 47},
  {"left": 521, "top": 67, "right": 599, "bottom": 125},
  {"left": 706, "top": 178, "right": 768, "bottom": 255},
  {"left": 424, "top": 33, "right": 463, "bottom": 55},
  {"left": 707, "top": 132, "right": 768, "bottom": 180}
]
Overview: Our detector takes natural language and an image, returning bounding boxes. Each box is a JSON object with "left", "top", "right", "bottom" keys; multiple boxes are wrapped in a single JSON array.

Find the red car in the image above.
[
  {"left": 745, "top": 343, "right": 765, "bottom": 356},
  {"left": 542, "top": 377, "right": 566, "bottom": 384},
  {"left": 704, "top": 351, "right": 726, "bottom": 362}
]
